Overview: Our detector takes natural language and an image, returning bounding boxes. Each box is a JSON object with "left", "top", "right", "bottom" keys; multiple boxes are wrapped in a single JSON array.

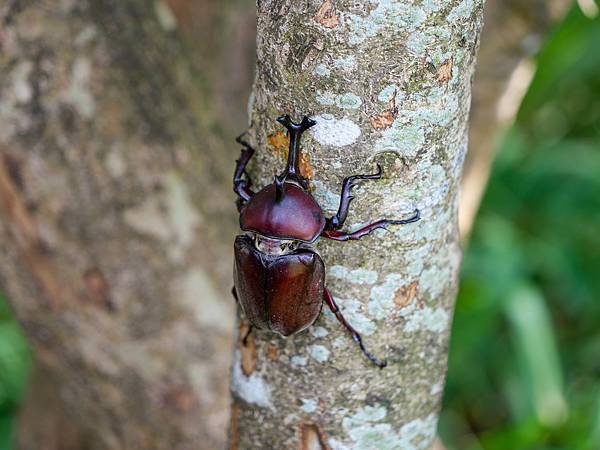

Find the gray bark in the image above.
[
  {"left": 230, "top": 1, "right": 485, "bottom": 449},
  {"left": 0, "top": 1, "right": 251, "bottom": 448}
]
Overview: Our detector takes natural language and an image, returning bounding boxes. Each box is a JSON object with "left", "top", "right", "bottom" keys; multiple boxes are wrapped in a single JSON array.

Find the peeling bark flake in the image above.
[
  {"left": 394, "top": 281, "right": 419, "bottom": 309},
  {"left": 300, "top": 423, "right": 330, "bottom": 450},
  {"left": 239, "top": 323, "right": 257, "bottom": 376},
  {"left": 437, "top": 58, "right": 454, "bottom": 83},
  {"left": 266, "top": 344, "right": 279, "bottom": 361},
  {"left": 315, "top": 0, "right": 340, "bottom": 29},
  {"left": 369, "top": 89, "right": 398, "bottom": 130}
]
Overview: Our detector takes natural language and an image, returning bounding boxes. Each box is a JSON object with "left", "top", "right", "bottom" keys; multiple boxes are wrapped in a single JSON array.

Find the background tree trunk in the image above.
[
  {"left": 0, "top": 1, "right": 251, "bottom": 448},
  {"left": 230, "top": 1, "right": 484, "bottom": 449},
  {"left": 459, "top": 0, "right": 570, "bottom": 237}
]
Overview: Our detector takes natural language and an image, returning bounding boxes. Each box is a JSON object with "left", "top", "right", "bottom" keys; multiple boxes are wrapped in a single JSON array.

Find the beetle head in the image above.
[{"left": 239, "top": 115, "right": 325, "bottom": 243}]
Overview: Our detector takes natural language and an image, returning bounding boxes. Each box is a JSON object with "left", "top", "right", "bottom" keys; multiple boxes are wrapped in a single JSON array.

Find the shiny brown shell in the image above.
[
  {"left": 233, "top": 235, "right": 324, "bottom": 336},
  {"left": 240, "top": 182, "right": 326, "bottom": 243}
]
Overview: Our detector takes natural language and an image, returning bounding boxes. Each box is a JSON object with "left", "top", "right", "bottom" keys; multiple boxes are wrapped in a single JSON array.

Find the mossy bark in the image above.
[
  {"left": 0, "top": 1, "right": 251, "bottom": 448},
  {"left": 230, "top": 1, "right": 485, "bottom": 449}
]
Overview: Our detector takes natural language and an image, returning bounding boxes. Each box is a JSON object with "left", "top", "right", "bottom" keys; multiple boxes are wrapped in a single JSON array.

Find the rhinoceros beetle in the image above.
[{"left": 232, "top": 115, "right": 420, "bottom": 368}]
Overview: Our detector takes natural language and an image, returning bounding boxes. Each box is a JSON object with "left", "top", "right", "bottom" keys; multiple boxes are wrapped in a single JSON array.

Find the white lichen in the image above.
[
  {"left": 336, "top": 92, "right": 363, "bottom": 109},
  {"left": 447, "top": 0, "right": 478, "bottom": 23},
  {"left": 347, "top": 1, "right": 427, "bottom": 46},
  {"left": 332, "top": 297, "right": 376, "bottom": 336},
  {"left": 333, "top": 55, "right": 357, "bottom": 70},
  {"left": 290, "top": 355, "right": 308, "bottom": 366},
  {"left": 419, "top": 264, "right": 451, "bottom": 298},
  {"left": 377, "top": 84, "right": 402, "bottom": 103},
  {"left": 314, "top": 63, "right": 331, "bottom": 76},
  {"left": 403, "top": 306, "right": 450, "bottom": 333},
  {"left": 316, "top": 90, "right": 336, "bottom": 105},
  {"left": 301, "top": 398, "right": 318, "bottom": 413},
  {"left": 329, "top": 265, "right": 378, "bottom": 285},
  {"left": 311, "top": 180, "right": 341, "bottom": 213},
  {"left": 406, "top": 27, "right": 451, "bottom": 55},
  {"left": 341, "top": 405, "right": 438, "bottom": 450},
  {"left": 231, "top": 351, "right": 272, "bottom": 408},
  {"left": 310, "top": 326, "right": 329, "bottom": 338},
  {"left": 332, "top": 336, "right": 348, "bottom": 349},
  {"left": 311, "top": 114, "right": 361, "bottom": 147},
  {"left": 368, "top": 273, "right": 404, "bottom": 320},
  {"left": 308, "top": 344, "right": 331, "bottom": 363},
  {"left": 374, "top": 120, "right": 425, "bottom": 158}
]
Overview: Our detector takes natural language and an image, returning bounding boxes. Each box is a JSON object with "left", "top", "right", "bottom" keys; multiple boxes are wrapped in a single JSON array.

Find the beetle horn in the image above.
[
  {"left": 276, "top": 114, "right": 316, "bottom": 183},
  {"left": 274, "top": 174, "right": 286, "bottom": 202}
]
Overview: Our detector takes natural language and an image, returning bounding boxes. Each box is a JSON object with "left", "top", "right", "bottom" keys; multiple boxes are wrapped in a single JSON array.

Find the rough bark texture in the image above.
[
  {"left": 230, "top": 1, "right": 485, "bottom": 449},
  {"left": 0, "top": 1, "right": 252, "bottom": 448}
]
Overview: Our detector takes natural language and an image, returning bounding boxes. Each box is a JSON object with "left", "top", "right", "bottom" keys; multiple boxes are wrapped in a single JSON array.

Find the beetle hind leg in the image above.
[{"left": 323, "top": 287, "right": 386, "bottom": 369}]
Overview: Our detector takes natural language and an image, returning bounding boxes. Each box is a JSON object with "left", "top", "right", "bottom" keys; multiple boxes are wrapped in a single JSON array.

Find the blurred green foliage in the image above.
[
  {"left": 0, "top": 3, "right": 599, "bottom": 450},
  {"left": 0, "top": 295, "right": 30, "bottom": 450},
  {"left": 440, "top": 4, "right": 600, "bottom": 450}
]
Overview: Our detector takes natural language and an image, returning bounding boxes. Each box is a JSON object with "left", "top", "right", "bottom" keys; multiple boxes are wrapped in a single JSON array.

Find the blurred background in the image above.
[{"left": 0, "top": 1, "right": 599, "bottom": 449}]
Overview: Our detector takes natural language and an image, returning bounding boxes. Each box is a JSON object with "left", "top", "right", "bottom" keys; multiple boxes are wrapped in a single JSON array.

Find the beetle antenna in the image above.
[{"left": 276, "top": 114, "right": 316, "bottom": 183}]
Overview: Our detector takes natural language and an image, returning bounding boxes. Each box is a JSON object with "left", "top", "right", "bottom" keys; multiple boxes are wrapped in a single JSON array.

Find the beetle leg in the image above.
[
  {"left": 323, "top": 288, "right": 386, "bottom": 368},
  {"left": 322, "top": 209, "right": 420, "bottom": 241},
  {"left": 325, "top": 164, "right": 383, "bottom": 230},
  {"left": 234, "top": 134, "right": 256, "bottom": 209}
]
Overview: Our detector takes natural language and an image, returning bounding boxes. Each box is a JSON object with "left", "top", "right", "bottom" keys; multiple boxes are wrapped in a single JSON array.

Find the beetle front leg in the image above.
[
  {"left": 322, "top": 209, "right": 420, "bottom": 241},
  {"left": 233, "top": 134, "right": 256, "bottom": 209},
  {"left": 326, "top": 164, "right": 383, "bottom": 230},
  {"left": 323, "top": 287, "right": 386, "bottom": 368}
]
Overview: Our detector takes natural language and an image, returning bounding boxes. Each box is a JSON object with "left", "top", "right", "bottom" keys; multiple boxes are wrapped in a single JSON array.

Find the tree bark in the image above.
[
  {"left": 0, "top": 1, "right": 250, "bottom": 448},
  {"left": 230, "top": 1, "right": 485, "bottom": 449}
]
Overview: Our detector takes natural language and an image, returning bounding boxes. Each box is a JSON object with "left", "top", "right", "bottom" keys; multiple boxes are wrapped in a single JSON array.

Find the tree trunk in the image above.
[
  {"left": 459, "top": 0, "right": 570, "bottom": 237},
  {"left": 230, "top": 1, "right": 485, "bottom": 449},
  {"left": 0, "top": 1, "right": 251, "bottom": 448}
]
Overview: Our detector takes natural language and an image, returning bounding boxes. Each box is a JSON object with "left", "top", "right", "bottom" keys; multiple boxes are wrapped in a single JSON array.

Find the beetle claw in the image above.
[{"left": 391, "top": 208, "right": 420, "bottom": 225}]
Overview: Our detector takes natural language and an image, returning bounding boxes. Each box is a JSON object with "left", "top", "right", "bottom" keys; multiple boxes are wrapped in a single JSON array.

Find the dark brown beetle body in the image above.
[
  {"left": 234, "top": 235, "right": 324, "bottom": 336},
  {"left": 232, "top": 115, "right": 420, "bottom": 367}
]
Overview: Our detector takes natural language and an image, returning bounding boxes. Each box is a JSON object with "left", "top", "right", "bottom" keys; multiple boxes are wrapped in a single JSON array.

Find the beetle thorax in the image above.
[{"left": 254, "top": 234, "right": 299, "bottom": 256}]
